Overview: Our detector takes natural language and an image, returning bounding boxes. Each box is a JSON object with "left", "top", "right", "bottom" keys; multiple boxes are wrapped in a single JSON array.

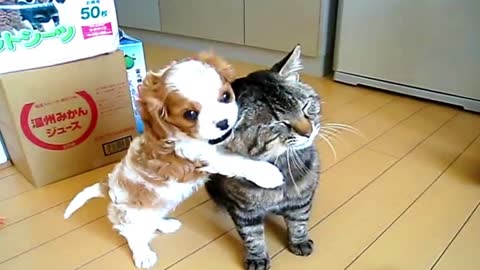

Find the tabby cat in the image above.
[{"left": 206, "top": 45, "right": 322, "bottom": 270}]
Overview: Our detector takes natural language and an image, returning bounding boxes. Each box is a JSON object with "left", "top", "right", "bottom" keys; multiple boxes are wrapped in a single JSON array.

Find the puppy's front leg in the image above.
[
  {"left": 200, "top": 153, "right": 284, "bottom": 188},
  {"left": 116, "top": 224, "right": 157, "bottom": 269},
  {"left": 175, "top": 140, "right": 283, "bottom": 188}
]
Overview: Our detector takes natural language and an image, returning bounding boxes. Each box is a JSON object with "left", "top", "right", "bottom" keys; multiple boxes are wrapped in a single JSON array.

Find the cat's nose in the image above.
[
  {"left": 215, "top": 119, "right": 229, "bottom": 131},
  {"left": 291, "top": 117, "right": 312, "bottom": 137}
]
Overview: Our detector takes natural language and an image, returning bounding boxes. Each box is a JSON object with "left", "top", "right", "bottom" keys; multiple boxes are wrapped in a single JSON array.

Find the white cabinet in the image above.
[
  {"left": 334, "top": 0, "right": 480, "bottom": 111},
  {"left": 115, "top": 0, "right": 324, "bottom": 58},
  {"left": 115, "top": 0, "right": 161, "bottom": 31},
  {"left": 244, "top": 0, "right": 321, "bottom": 57},
  {"left": 160, "top": 0, "right": 244, "bottom": 44}
]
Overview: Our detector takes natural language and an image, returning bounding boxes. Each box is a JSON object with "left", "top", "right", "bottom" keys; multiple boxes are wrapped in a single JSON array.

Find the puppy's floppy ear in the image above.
[
  {"left": 138, "top": 71, "right": 172, "bottom": 141},
  {"left": 196, "top": 50, "right": 235, "bottom": 82}
]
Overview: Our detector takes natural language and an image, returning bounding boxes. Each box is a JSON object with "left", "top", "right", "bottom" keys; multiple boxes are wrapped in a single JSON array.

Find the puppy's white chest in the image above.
[
  {"left": 153, "top": 179, "right": 206, "bottom": 207},
  {"left": 175, "top": 139, "right": 217, "bottom": 162}
]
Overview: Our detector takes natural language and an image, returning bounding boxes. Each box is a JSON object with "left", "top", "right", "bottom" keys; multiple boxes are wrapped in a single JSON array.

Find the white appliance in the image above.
[{"left": 333, "top": 0, "right": 480, "bottom": 112}]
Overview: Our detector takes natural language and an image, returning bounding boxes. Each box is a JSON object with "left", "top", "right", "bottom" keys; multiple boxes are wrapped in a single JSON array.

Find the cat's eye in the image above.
[
  {"left": 303, "top": 99, "right": 320, "bottom": 117},
  {"left": 183, "top": 110, "right": 199, "bottom": 121},
  {"left": 219, "top": 92, "right": 232, "bottom": 103}
]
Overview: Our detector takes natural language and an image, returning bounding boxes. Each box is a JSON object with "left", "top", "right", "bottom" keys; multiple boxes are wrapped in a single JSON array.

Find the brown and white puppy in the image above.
[{"left": 63, "top": 52, "right": 283, "bottom": 269}]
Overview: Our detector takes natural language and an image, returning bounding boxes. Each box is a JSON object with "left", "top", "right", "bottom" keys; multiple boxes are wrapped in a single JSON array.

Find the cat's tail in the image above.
[{"left": 64, "top": 182, "right": 108, "bottom": 219}]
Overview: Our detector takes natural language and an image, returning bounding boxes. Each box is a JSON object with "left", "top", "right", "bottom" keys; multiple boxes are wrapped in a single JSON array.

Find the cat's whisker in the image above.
[
  {"left": 292, "top": 150, "right": 310, "bottom": 175},
  {"left": 274, "top": 152, "right": 281, "bottom": 165},
  {"left": 324, "top": 123, "right": 362, "bottom": 134},
  {"left": 320, "top": 129, "right": 342, "bottom": 142},
  {"left": 323, "top": 124, "right": 364, "bottom": 139},
  {"left": 320, "top": 127, "right": 353, "bottom": 147},
  {"left": 286, "top": 149, "right": 301, "bottom": 196},
  {"left": 288, "top": 148, "right": 305, "bottom": 174},
  {"left": 318, "top": 134, "right": 337, "bottom": 161}
]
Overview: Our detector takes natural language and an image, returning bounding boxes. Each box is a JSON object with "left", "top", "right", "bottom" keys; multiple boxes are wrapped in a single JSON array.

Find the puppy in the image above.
[{"left": 63, "top": 52, "right": 283, "bottom": 269}]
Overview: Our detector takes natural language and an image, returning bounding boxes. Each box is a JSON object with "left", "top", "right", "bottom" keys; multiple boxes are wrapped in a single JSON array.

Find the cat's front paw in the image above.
[
  {"left": 288, "top": 239, "right": 314, "bottom": 256},
  {"left": 248, "top": 162, "right": 284, "bottom": 189},
  {"left": 245, "top": 257, "right": 271, "bottom": 270}
]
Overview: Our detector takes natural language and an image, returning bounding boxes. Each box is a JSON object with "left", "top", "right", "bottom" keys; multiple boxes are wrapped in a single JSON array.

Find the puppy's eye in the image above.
[
  {"left": 183, "top": 110, "right": 199, "bottom": 121},
  {"left": 219, "top": 92, "right": 232, "bottom": 103}
]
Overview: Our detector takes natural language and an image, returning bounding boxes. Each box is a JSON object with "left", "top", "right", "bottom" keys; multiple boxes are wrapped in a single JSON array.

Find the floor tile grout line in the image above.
[
  {"left": 343, "top": 130, "right": 480, "bottom": 270},
  {"left": 2, "top": 200, "right": 66, "bottom": 229},
  {"left": 321, "top": 99, "right": 431, "bottom": 174},
  {"left": 0, "top": 165, "right": 116, "bottom": 204},
  {"left": 324, "top": 89, "right": 383, "bottom": 114},
  {"left": 0, "top": 198, "right": 211, "bottom": 265},
  {"left": 272, "top": 110, "right": 460, "bottom": 260},
  {"left": 364, "top": 106, "right": 458, "bottom": 159},
  {"left": 0, "top": 215, "right": 105, "bottom": 265},
  {"left": 0, "top": 187, "right": 36, "bottom": 203},
  {"left": 163, "top": 228, "right": 235, "bottom": 270},
  {"left": 334, "top": 96, "right": 399, "bottom": 126},
  {"left": 323, "top": 87, "right": 397, "bottom": 119},
  {"left": 0, "top": 171, "right": 17, "bottom": 181},
  {"left": 430, "top": 201, "right": 480, "bottom": 270}
]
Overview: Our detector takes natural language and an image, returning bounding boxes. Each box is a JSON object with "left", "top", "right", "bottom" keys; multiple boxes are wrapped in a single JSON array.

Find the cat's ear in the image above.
[{"left": 271, "top": 44, "right": 303, "bottom": 82}]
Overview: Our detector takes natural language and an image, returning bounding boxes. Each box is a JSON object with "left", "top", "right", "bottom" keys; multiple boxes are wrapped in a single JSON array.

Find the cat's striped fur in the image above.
[{"left": 206, "top": 45, "right": 321, "bottom": 270}]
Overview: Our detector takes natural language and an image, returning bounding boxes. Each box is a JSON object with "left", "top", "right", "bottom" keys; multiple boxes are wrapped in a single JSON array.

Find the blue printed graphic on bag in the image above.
[{"left": 118, "top": 29, "right": 146, "bottom": 134}]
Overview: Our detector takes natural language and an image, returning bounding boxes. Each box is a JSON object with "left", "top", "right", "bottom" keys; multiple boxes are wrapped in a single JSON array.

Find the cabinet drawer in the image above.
[
  {"left": 245, "top": 0, "right": 321, "bottom": 57},
  {"left": 160, "top": 0, "right": 244, "bottom": 44},
  {"left": 115, "top": 0, "right": 161, "bottom": 31}
]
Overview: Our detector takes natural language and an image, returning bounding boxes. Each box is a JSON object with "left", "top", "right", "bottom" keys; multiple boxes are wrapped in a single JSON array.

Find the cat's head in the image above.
[{"left": 232, "top": 45, "right": 322, "bottom": 158}]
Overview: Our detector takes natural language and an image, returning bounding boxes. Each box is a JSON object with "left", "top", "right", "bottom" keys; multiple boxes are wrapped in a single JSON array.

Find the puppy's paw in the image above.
[
  {"left": 157, "top": 218, "right": 182, "bottom": 234},
  {"left": 133, "top": 249, "right": 157, "bottom": 269},
  {"left": 288, "top": 239, "right": 314, "bottom": 256},
  {"left": 244, "top": 257, "right": 271, "bottom": 270},
  {"left": 248, "top": 162, "right": 284, "bottom": 189}
]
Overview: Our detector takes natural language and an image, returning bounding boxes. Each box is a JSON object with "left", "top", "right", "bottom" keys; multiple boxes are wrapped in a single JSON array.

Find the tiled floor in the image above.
[{"left": 0, "top": 44, "right": 479, "bottom": 270}]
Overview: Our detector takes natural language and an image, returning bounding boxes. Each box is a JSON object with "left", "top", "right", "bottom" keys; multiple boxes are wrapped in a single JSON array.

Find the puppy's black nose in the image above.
[{"left": 216, "top": 119, "right": 229, "bottom": 131}]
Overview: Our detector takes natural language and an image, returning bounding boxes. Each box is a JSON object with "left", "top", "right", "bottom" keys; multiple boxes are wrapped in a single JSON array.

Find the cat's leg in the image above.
[
  {"left": 231, "top": 212, "right": 270, "bottom": 270},
  {"left": 282, "top": 201, "right": 314, "bottom": 256}
]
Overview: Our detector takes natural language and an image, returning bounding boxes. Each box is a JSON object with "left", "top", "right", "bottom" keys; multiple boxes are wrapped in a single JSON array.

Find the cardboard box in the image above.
[
  {"left": 0, "top": 51, "right": 136, "bottom": 187},
  {"left": 118, "top": 29, "right": 146, "bottom": 134},
  {"left": 0, "top": 0, "right": 119, "bottom": 74}
]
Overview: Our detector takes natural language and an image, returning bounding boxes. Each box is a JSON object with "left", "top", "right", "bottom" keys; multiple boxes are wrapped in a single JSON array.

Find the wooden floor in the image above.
[{"left": 1, "top": 44, "right": 480, "bottom": 270}]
